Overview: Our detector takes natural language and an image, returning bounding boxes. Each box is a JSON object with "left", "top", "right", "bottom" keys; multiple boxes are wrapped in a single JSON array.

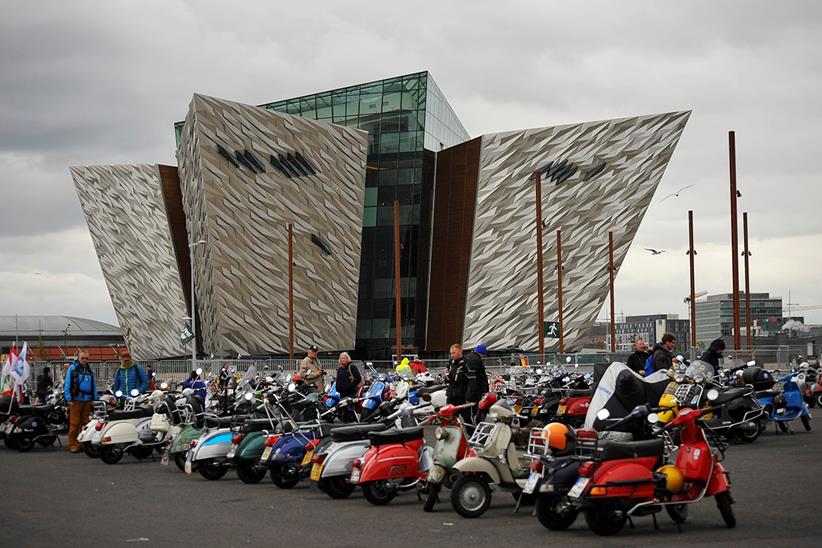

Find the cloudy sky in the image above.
[{"left": 1, "top": 0, "right": 820, "bottom": 329}]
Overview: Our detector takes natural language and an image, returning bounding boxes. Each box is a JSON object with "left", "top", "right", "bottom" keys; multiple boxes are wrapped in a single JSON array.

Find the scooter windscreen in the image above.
[{"left": 584, "top": 363, "right": 669, "bottom": 431}]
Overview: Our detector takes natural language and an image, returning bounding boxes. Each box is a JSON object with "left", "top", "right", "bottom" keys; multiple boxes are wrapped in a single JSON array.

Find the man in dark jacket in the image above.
[
  {"left": 700, "top": 338, "right": 726, "bottom": 375},
  {"left": 446, "top": 344, "right": 467, "bottom": 405},
  {"left": 464, "top": 344, "right": 489, "bottom": 404},
  {"left": 626, "top": 340, "right": 651, "bottom": 375},
  {"left": 35, "top": 366, "right": 53, "bottom": 403},
  {"left": 651, "top": 333, "right": 677, "bottom": 372},
  {"left": 63, "top": 350, "right": 97, "bottom": 453}
]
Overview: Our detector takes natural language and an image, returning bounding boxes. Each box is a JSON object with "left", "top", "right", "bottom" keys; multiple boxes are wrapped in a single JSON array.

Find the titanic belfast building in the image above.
[{"left": 71, "top": 71, "right": 689, "bottom": 359}]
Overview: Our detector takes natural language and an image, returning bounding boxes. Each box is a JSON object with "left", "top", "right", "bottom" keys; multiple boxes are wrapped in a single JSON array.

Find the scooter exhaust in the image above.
[{"left": 739, "top": 421, "right": 758, "bottom": 433}]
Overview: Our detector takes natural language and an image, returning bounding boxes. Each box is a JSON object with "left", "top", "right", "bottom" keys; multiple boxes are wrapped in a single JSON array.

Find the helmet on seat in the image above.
[{"left": 541, "top": 422, "right": 573, "bottom": 452}]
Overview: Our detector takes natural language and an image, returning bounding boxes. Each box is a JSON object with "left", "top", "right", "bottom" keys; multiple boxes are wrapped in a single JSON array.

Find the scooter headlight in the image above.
[{"left": 434, "top": 427, "right": 448, "bottom": 440}]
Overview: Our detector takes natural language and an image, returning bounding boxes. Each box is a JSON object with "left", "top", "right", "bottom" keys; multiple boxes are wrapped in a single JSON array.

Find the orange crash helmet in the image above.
[{"left": 541, "top": 422, "right": 575, "bottom": 453}]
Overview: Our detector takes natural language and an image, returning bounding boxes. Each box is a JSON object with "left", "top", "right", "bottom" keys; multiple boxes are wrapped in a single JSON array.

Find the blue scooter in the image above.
[
  {"left": 260, "top": 422, "right": 324, "bottom": 488},
  {"left": 758, "top": 372, "right": 812, "bottom": 433},
  {"left": 360, "top": 373, "right": 392, "bottom": 422}
]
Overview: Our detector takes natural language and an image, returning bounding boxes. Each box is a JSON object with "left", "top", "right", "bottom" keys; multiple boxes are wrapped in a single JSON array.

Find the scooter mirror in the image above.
[
  {"left": 115, "top": 390, "right": 124, "bottom": 398},
  {"left": 574, "top": 363, "right": 579, "bottom": 369},
  {"left": 536, "top": 368, "right": 543, "bottom": 375},
  {"left": 182, "top": 388, "right": 194, "bottom": 396},
  {"left": 676, "top": 355, "right": 684, "bottom": 362},
  {"left": 160, "top": 382, "right": 169, "bottom": 390},
  {"left": 130, "top": 389, "right": 139, "bottom": 397},
  {"left": 265, "top": 376, "right": 274, "bottom": 383},
  {"left": 747, "top": 360, "right": 756, "bottom": 366},
  {"left": 244, "top": 391, "right": 254, "bottom": 401},
  {"left": 287, "top": 383, "right": 296, "bottom": 393},
  {"left": 647, "top": 413, "right": 660, "bottom": 424},
  {"left": 562, "top": 376, "right": 570, "bottom": 383},
  {"left": 707, "top": 389, "right": 720, "bottom": 401},
  {"left": 566, "top": 357, "right": 572, "bottom": 363},
  {"left": 195, "top": 367, "right": 203, "bottom": 376},
  {"left": 596, "top": 408, "right": 610, "bottom": 420}
]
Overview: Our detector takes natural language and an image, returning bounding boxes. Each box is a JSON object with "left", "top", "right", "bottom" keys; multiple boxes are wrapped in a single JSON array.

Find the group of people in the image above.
[{"left": 626, "top": 333, "right": 727, "bottom": 376}]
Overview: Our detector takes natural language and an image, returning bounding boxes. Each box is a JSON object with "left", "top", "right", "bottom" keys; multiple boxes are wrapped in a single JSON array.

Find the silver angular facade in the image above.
[
  {"left": 70, "top": 164, "right": 189, "bottom": 360},
  {"left": 462, "top": 111, "right": 691, "bottom": 351},
  {"left": 177, "top": 94, "right": 368, "bottom": 356}
]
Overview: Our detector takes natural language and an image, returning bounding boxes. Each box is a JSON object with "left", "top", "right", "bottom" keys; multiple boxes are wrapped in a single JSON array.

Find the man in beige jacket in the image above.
[{"left": 298, "top": 344, "right": 325, "bottom": 392}]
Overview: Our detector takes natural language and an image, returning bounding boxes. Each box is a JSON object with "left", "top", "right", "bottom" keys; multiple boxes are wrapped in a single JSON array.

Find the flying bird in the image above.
[
  {"left": 645, "top": 248, "right": 667, "bottom": 255},
  {"left": 659, "top": 184, "right": 695, "bottom": 203},
  {"left": 736, "top": 190, "right": 742, "bottom": 198}
]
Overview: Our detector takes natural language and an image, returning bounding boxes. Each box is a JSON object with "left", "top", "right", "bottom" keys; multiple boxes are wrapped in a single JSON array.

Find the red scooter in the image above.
[
  {"left": 350, "top": 424, "right": 432, "bottom": 505},
  {"left": 571, "top": 390, "right": 740, "bottom": 536},
  {"left": 556, "top": 390, "right": 592, "bottom": 428}
]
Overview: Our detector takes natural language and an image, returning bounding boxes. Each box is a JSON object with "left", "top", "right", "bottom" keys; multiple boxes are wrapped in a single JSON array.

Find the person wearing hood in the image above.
[
  {"left": 651, "top": 334, "right": 677, "bottom": 372},
  {"left": 464, "top": 344, "right": 490, "bottom": 404},
  {"left": 112, "top": 350, "right": 148, "bottom": 399},
  {"left": 700, "top": 338, "right": 726, "bottom": 374}
]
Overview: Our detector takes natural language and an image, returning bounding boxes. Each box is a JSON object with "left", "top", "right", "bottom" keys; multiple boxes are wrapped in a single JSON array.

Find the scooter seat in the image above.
[
  {"left": 597, "top": 438, "right": 664, "bottom": 460},
  {"left": 711, "top": 387, "right": 750, "bottom": 405},
  {"left": 757, "top": 390, "right": 779, "bottom": 398},
  {"left": 330, "top": 423, "right": 387, "bottom": 442},
  {"left": 369, "top": 426, "right": 424, "bottom": 446},
  {"left": 205, "top": 415, "right": 240, "bottom": 428},
  {"left": 566, "top": 389, "right": 593, "bottom": 398},
  {"left": 16, "top": 404, "right": 55, "bottom": 415},
  {"left": 108, "top": 407, "right": 154, "bottom": 420},
  {"left": 416, "top": 385, "right": 447, "bottom": 396}
]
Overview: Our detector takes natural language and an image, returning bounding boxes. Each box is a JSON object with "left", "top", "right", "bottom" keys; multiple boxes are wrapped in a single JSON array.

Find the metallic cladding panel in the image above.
[
  {"left": 70, "top": 164, "right": 189, "bottom": 360},
  {"left": 462, "top": 111, "right": 691, "bottom": 352},
  {"left": 176, "top": 94, "right": 368, "bottom": 356}
]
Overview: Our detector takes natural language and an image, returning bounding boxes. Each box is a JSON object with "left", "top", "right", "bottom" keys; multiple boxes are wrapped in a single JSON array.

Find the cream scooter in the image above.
[{"left": 98, "top": 389, "right": 181, "bottom": 464}]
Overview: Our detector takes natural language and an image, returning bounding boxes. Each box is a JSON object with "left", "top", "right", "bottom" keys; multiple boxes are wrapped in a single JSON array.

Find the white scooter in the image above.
[
  {"left": 77, "top": 394, "right": 118, "bottom": 458},
  {"left": 98, "top": 388, "right": 181, "bottom": 464}
]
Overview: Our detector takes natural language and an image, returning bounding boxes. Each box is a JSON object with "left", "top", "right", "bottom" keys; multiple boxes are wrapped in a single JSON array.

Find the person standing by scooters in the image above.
[
  {"left": 298, "top": 344, "right": 324, "bottom": 393},
  {"left": 183, "top": 370, "right": 207, "bottom": 403},
  {"left": 335, "top": 353, "right": 362, "bottom": 423},
  {"left": 112, "top": 350, "right": 148, "bottom": 401},
  {"left": 464, "top": 344, "right": 490, "bottom": 406},
  {"left": 626, "top": 340, "right": 651, "bottom": 376},
  {"left": 446, "top": 344, "right": 467, "bottom": 405},
  {"left": 64, "top": 350, "right": 97, "bottom": 453},
  {"left": 35, "top": 366, "right": 53, "bottom": 404}
]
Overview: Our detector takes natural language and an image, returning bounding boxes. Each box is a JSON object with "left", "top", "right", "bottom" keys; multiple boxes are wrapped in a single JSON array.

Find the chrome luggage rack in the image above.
[{"left": 467, "top": 421, "right": 499, "bottom": 448}]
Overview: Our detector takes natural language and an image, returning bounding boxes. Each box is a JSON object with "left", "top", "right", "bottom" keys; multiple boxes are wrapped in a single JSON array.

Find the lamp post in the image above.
[{"left": 188, "top": 239, "right": 206, "bottom": 372}]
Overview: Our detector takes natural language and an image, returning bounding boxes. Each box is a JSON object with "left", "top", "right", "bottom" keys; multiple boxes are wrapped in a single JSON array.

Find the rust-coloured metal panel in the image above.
[{"left": 157, "top": 165, "right": 191, "bottom": 315}]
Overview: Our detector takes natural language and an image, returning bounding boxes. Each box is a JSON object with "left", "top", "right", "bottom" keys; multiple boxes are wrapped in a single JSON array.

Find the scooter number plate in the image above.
[
  {"left": 261, "top": 446, "right": 273, "bottom": 461},
  {"left": 301, "top": 450, "right": 314, "bottom": 466},
  {"left": 226, "top": 445, "right": 237, "bottom": 459},
  {"left": 523, "top": 471, "right": 541, "bottom": 494},
  {"left": 557, "top": 404, "right": 567, "bottom": 415},
  {"left": 310, "top": 463, "right": 323, "bottom": 481},
  {"left": 568, "top": 477, "right": 590, "bottom": 499},
  {"left": 160, "top": 450, "right": 170, "bottom": 466},
  {"left": 184, "top": 451, "right": 193, "bottom": 475}
]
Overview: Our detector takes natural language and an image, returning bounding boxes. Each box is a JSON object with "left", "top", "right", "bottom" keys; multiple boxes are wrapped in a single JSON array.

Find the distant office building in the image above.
[
  {"left": 610, "top": 314, "right": 690, "bottom": 354},
  {"left": 695, "top": 293, "right": 783, "bottom": 347}
]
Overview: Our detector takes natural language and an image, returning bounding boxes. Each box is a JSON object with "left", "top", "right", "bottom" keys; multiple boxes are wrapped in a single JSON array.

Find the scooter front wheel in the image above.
[
  {"left": 715, "top": 491, "right": 736, "bottom": 528},
  {"left": 362, "top": 480, "right": 398, "bottom": 506},
  {"left": 423, "top": 482, "right": 441, "bottom": 512},
  {"left": 801, "top": 415, "right": 811, "bottom": 431},
  {"left": 584, "top": 505, "right": 627, "bottom": 536},
  {"left": 450, "top": 475, "right": 492, "bottom": 518}
]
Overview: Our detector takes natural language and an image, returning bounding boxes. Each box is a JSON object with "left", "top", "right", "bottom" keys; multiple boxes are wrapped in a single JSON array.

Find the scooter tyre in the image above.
[
  {"left": 100, "top": 445, "right": 123, "bottom": 464},
  {"left": 816, "top": 394, "right": 822, "bottom": 408},
  {"left": 450, "top": 475, "right": 492, "bottom": 518},
  {"left": 198, "top": 458, "right": 228, "bottom": 480},
  {"left": 535, "top": 495, "right": 578, "bottom": 530},
  {"left": 423, "top": 482, "right": 441, "bottom": 512},
  {"left": 319, "top": 476, "right": 355, "bottom": 499},
  {"left": 584, "top": 505, "right": 627, "bottom": 536},
  {"left": 734, "top": 426, "right": 761, "bottom": 443},
  {"left": 173, "top": 452, "right": 189, "bottom": 472},
  {"left": 715, "top": 491, "right": 736, "bottom": 528},
  {"left": 84, "top": 443, "right": 100, "bottom": 458},
  {"left": 362, "top": 480, "right": 398, "bottom": 506},
  {"left": 15, "top": 436, "right": 35, "bottom": 452},
  {"left": 801, "top": 415, "right": 811, "bottom": 431},
  {"left": 270, "top": 464, "right": 301, "bottom": 489},
  {"left": 4, "top": 435, "right": 17, "bottom": 450},
  {"left": 236, "top": 461, "right": 267, "bottom": 484}
]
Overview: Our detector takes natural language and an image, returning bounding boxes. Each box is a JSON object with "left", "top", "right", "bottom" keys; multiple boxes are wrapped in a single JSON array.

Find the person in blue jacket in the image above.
[
  {"left": 112, "top": 350, "right": 148, "bottom": 399},
  {"left": 182, "top": 370, "right": 207, "bottom": 403},
  {"left": 64, "top": 349, "right": 98, "bottom": 453}
]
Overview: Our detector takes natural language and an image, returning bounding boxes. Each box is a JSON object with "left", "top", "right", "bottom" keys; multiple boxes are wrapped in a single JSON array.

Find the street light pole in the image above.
[
  {"left": 189, "top": 239, "right": 206, "bottom": 372},
  {"left": 534, "top": 171, "right": 545, "bottom": 363}
]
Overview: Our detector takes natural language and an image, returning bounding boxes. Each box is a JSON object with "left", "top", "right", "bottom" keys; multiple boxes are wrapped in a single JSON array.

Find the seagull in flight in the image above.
[
  {"left": 659, "top": 184, "right": 695, "bottom": 203},
  {"left": 645, "top": 248, "right": 667, "bottom": 255}
]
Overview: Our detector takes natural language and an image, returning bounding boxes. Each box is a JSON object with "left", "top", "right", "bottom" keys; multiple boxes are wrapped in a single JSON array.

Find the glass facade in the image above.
[{"left": 177, "top": 72, "right": 469, "bottom": 357}]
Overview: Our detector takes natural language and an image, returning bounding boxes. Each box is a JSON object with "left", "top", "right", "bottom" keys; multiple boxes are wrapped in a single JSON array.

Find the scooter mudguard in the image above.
[
  {"left": 358, "top": 441, "right": 424, "bottom": 483},
  {"left": 170, "top": 425, "right": 201, "bottom": 453},
  {"left": 452, "top": 456, "right": 502, "bottom": 485},
  {"left": 320, "top": 440, "right": 371, "bottom": 478},
  {"left": 566, "top": 396, "right": 591, "bottom": 417},
  {"left": 588, "top": 459, "right": 657, "bottom": 500},
  {"left": 706, "top": 463, "right": 731, "bottom": 496},
  {"left": 236, "top": 431, "right": 266, "bottom": 461},
  {"left": 77, "top": 419, "right": 98, "bottom": 443},
  {"left": 100, "top": 421, "right": 140, "bottom": 445},
  {"left": 192, "top": 429, "right": 233, "bottom": 461}
]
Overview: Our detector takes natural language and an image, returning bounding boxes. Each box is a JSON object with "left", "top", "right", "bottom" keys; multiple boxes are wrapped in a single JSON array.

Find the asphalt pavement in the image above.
[{"left": 0, "top": 425, "right": 818, "bottom": 548}]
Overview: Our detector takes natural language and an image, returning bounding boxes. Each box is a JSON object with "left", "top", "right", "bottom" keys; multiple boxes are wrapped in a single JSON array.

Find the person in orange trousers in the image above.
[{"left": 63, "top": 349, "right": 98, "bottom": 453}]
